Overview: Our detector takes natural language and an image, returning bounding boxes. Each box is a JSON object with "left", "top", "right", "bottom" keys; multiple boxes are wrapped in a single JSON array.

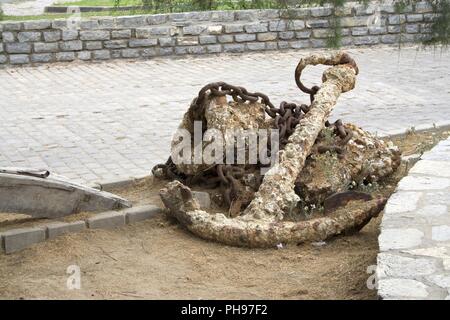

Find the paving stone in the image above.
[
  {"left": 46, "top": 221, "right": 86, "bottom": 239},
  {"left": 379, "top": 228, "right": 424, "bottom": 250},
  {"left": 378, "top": 278, "right": 429, "bottom": 299},
  {"left": 125, "top": 205, "right": 161, "bottom": 224},
  {"left": 426, "top": 274, "right": 450, "bottom": 289},
  {"left": 397, "top": 176, "right": 450, "bottom": 191},
  {"left": 1, "top": 227, "right": 46, "bottom": 253},
  {"left": 432, "top": 225, "right": 450, "bottom": 242},
  {"left": 384, "top": 191, "right": 422, "bottom": 214},
  {"left": 377, "top": 253, "right": 437, "bottom": 278},
  {"left": 410, "top": 160, "right": 450, "bottom": 177},
  {"left": 87, "top": 211, "right": 126, "bottom": 229}
]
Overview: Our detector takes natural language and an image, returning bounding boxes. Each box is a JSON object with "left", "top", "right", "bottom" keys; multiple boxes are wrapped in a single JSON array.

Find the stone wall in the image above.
[{"left": 0, "top": 1, "right": 437, "bottom": 67}]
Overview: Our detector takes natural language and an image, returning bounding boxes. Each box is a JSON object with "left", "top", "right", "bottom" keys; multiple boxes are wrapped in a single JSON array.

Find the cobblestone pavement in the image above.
[
  {"left": 377, "top": 136, "right": 450, "bottom": 300},
  {"left": 0, "top": 0, "right": 57, "bottom": 16},
  {"left": 1, "top": 45, "right": 449, "bottom": 185}
]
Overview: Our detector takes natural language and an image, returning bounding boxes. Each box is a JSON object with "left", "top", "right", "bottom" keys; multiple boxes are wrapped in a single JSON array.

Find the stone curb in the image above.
[
  {"left": 0, "top": 204, "right": 162, "bottom": 254},
  {"left": 376, "top": 133, "right": 450, "bottom": 300}
]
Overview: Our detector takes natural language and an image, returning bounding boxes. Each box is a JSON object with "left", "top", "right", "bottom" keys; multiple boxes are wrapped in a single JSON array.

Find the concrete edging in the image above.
[{"left": 0, "top": 204, "right": 161, "bottom": 254}]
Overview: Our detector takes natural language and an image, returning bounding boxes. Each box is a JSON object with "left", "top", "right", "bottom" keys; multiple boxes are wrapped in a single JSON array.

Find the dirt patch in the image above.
[{"left": 0, "top": 128, "right": 449, "bottom": 300}]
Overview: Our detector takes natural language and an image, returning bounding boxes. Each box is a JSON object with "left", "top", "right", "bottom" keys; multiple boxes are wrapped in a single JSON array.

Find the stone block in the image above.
[
  {"left": 111, "top": 30, "right": 132, "bottom": 39},
  {"left": 218, "top": 34, "right": 233, "bottom": 43},
  {"left": 31, "top": 53, "right": 53, "bottom": 63},
  {"left": 287, "top": 20, "right": 306, "bottom": 30},
  {"left": 379, "top": 228, "right": 424, "bottom": 251},
  {"left": 206, "top": 44, "right": 222, "bottom": 53},
  {"left": 246, "top": 42, "right": 266, "bottom": 51},
  {"left": 257, "top": 32, "right": 277, "bottom": 41},
  {"left": 223, "top": 43, "right": 245, "bottom": 53},
  {"left": 378, "top": 278, "right": 429, "bottom": 299},
  {"left": 269, "top": 20, "right": 287, "bottom": 32},
  {"left": 183, "top": 25, "right": 206, "bottom": 35},
  {"left": 159, "top": 37, "right": 175, "bottom": 47},
  {"left": 377, "top": 253, "right": 437, "bottom": 279},
  {"left": 410, "top": 160, "right": 450, "bottom": 177},
  {"left": 46, "top": 221, "right": 86, "bottom": 239},
  {"left": 104, "top": 40, "right": 128, "bottom": 49},
  {"left": 3, "top": 22, "right": 22, "bottom": 31},
  {"left": 310, "top": 7, "right": 333, "bottom": 17},
  {"left": 56, "top": 51, "right": 75, "bottom": 61},
  {"left": 296, "top": 30, "right": 311, "bottom": 39},
  {"left": 210, "top": 11, "right": 235, "bottom": 22},
  {"left": 60, "top": 40, "right": 82, "bottom": 51},
  {"left": 312, "top": 29, "right": 332, "bottom": 38},
  {"left": 116, "top": 15, "right": 147, "bottom": 28},
  {"left": 406, "top": 24, "right": 419, "bottom": 33},
  {"left": 147, "top": 14, "right": 168, "bottom": 25},
  {"left": 62, "top": 30, "right": 79, "bottom": 41},
  {"left": 2, "top": 32, "right": 15, "bottom": 42},
  {"left": 18, "top": 31, "right": 41, "bottom": 42},
  {"left": 279, "top": 31, "right": 295, "bottom": 40},
  {"left": 244, "top": 22, "right": 268, "bottom": 33},
  {"left": 23, "top": 20, "right": 51, "bottom": 30},
  {"left": 340, "top": 16, "right": 370, "bottom": 27},
  {"left": 129, "top": 38, "right": 158, "bottom": 47},
  {"left": 289, "top": 40, "right": 310, "bottom": 49},
  {"left": 92, "top": 50, "right": 110, "bottom": 60},
  {"left": 235, "top": 33, "right": 256, "bottom": 42},
  {"left": 0, "top": 55, "right": 5, "bottom": 64},
  {"left": 389, "top": 15, "right": 406, "bottom": 25},
  {"left": 80, "top": 30, "right": 110, "bottom": 41},
  {"left": 1, "top": 227, "right": 45, "bottom": 253},
  {"left": 407, "top": 14, "right": 423, "bottom": 23},
  {"left": 43, "top": 31, "right": 61, "bottom": 42},
  {"left": 80, "top": 20, "right": 99, "bottom": 30},
  {"left": 87, "top": 211, "right": 126, "bottom": 229},
  {"left": 10, "top": 54, "right": 30, "bottom": 64},
  {"left": 85, "top": 41, "right": 103, "bottom": 50},
  {"left": 34, "top": 42, "right": 59, "bottom": 53},
  {"left": 353, "top": 35, "right": 380, "bottom": 45},
  {"left": 432, "top": 225, "right": 450, "bottom": 242},
  {"left": 125, "top": 205, "right": 161, "bottom": 224},
  {"left": 77, "top": 51, "right": 91, "bottom": 60},
  {"left": 352, "top": 27, "right": 368, "bottom": 36},
  {"left": 207, "top": 25, "right": 223, "bottom": 35},
  {"left": 177, "top": 36, "right": 198, "bottom": 46},
  {"left": 225, "top": 24, "right": 245, "bottom": 33},
  {"left": 121, "top": 48, "right": 140, "bottom": 58},
  {"left": 199, "top": 35, "right": 217, "bottom": 44},
  {"left": 6, "top": 42, "right": 31, "bottom": 54},
  {"left": 306, "top": 19, "right": 329, "bottom": 28}
]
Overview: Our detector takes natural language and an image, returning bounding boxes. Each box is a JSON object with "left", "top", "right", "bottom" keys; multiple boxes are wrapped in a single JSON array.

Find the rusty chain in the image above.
[{"left": 153, "top": 56, "right": 357, "bottom": 212}]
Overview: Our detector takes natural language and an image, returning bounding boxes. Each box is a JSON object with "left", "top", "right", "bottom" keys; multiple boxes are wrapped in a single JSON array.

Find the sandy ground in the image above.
[
  {"left": 0, "top": 128, "right": 449, "bottom": 300},
  {"left": 0, "top": 213, "right": 381, "bottom": 300}
]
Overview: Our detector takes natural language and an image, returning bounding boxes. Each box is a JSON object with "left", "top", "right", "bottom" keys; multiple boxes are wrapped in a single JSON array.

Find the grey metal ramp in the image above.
[{"left": 0, "top": 167, "right": 131, "bottom": 219}]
